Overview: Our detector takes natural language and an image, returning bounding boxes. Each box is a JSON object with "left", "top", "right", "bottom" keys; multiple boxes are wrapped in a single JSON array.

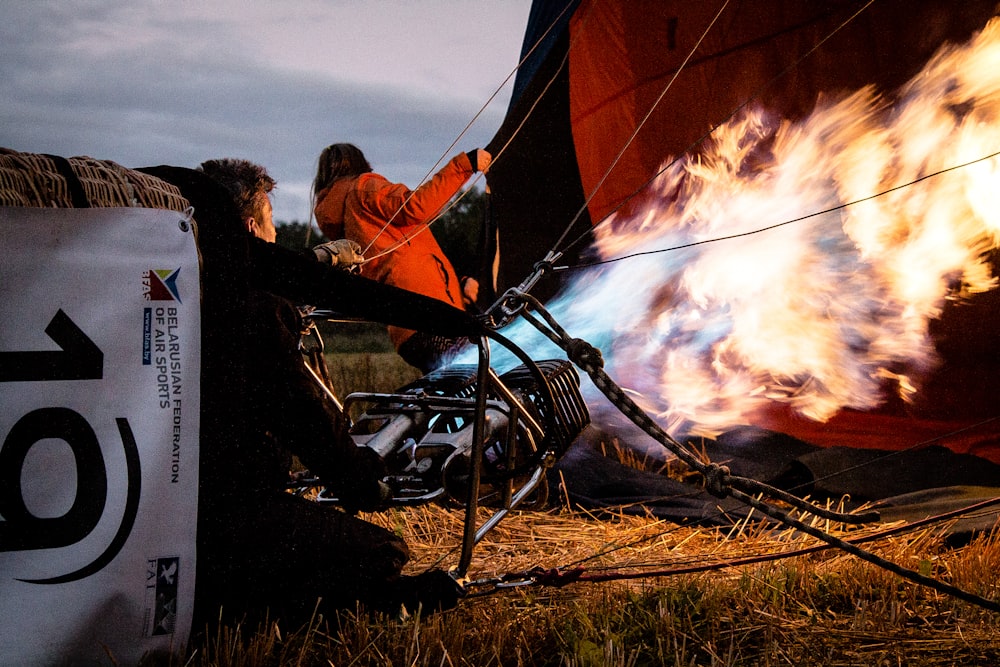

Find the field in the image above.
[
  {"left": 314, "top": 320, "right": 423, "bottom": 403},
  {"left": 179, "top": 324, "right": 1000, "bottom": 666},
  {"left": 183, "top": 506, "right": 1000, "bottom": 665}
]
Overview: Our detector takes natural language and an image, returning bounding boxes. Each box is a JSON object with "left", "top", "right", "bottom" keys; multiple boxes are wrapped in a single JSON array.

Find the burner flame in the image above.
[{"left": 488, "top": 17, "right": 1000, "bottom": 440}]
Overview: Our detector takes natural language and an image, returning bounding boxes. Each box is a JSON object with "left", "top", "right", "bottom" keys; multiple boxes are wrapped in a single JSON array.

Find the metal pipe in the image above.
[
  {"left": 457, "top": 337, "right": 491, "bottom": 577},
  {"left": 474, "top": 465, "right": 546, "bottom": 544}
]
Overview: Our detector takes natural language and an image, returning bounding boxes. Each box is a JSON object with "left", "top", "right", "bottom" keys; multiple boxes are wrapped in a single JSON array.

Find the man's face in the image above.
[{"left": 250, "top": 195, "right": 276, "bottom": 243}]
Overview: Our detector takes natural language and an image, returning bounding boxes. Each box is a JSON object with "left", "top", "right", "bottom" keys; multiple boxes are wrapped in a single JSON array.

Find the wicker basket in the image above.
[{"left": 0, "top": 147, "right": 190, "bottom": 211}]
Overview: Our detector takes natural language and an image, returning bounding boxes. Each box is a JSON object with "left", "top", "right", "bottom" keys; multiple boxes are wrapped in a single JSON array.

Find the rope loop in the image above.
[
  {"left": 474, "top": 311, "right": 498, "bottom": 332},
  {"left": 530, "top": 566, "right": 586, "bottom": 588},
  {"left": 703, "top": 462, "right": 732, "bottom": 498},
  {"left": 566, "top": 337, "right": 604, "bottom": 370}
]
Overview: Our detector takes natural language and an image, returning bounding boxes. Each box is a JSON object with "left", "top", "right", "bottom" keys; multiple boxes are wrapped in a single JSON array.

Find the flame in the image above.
[{"left": 491, "top": 16, "right": 1000, "bottom": 439}]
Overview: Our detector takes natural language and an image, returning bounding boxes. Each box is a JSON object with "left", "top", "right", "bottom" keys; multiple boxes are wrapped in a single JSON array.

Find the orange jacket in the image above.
[{"left": 314, "top": 152, "right": 475, "bottom": 349}]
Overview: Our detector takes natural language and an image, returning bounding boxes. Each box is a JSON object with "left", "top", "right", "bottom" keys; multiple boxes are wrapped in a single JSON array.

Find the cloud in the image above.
[{"left": 0, "top": 1, "right": 530, "bottom": 222}]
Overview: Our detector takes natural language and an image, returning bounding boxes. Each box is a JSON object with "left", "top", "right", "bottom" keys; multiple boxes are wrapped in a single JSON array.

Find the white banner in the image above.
[{"left": 0, "top": 207, "right": 200, "bottom": 665}]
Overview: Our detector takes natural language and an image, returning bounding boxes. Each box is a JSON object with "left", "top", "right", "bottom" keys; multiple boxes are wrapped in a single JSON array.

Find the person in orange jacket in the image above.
[{"left": 312, "top": 143, "right": 490, "bottom": 372}]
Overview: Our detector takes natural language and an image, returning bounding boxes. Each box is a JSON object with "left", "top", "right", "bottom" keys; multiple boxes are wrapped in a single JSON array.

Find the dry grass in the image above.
[
  {"left": 175, "top": 348, "right": 1000, "bottom": 665},
  {"left": 178, "top": 501, "right": 1000, "bottom": 666},
  {"left": 324, "top": 351, "right": 420, "bottom": 396}
]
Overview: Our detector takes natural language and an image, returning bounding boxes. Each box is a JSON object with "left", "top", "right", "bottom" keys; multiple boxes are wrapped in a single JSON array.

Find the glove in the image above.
[
  {"left": 341, "top": 480, "right": 393, "bottom": 514},
  {"left": 466, "top": 148, "right": 492, "bottom": 173},
  {"left": 326, "top": 479, "right": 392, "bottom": 514},
  {"left": 313, "top": 238, "right": 363, "bottom": 272},
  {"left": 336, "top": 447, "right": 393, "bottom": 514}
]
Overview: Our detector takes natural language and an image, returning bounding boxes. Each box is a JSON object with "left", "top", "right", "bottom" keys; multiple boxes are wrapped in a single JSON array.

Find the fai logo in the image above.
[
  {"left": 145, "top": 557, "right": 180, "bottom": 636},
  {"left": 143, "top": 269, "right": 182, "bottom": 303}
]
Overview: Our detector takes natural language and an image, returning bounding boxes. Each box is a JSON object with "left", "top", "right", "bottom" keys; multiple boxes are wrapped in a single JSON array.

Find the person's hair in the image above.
[
  {"left": 312, "top": 143, "right": 372, "bottom": 197},
  {"left": 198, "top": 158, "right": 276, "bottom": 222}
]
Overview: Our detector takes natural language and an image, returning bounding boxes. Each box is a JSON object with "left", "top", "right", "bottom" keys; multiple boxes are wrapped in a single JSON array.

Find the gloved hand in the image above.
[
  {"left": 335, "top": 446, "right": 393, "bottom": 514},
  {"left": 313, "top": 238, "right": 363, "bottom": 272},
  {"left": 344, "top": 480, "right": 393, "bottom": 513},
  {"left": 466, "top": 148, "right": 492, "bottom": 173}
]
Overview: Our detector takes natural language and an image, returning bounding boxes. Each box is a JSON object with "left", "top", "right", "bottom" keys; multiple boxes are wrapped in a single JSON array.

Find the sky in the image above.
[{"left": 0, "top": 1, "right": 534, "bottom": 223}]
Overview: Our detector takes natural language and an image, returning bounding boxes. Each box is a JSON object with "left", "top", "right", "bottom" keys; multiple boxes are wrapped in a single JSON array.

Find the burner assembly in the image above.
[
  {"left": 294, "top": 312, "right": 589, "bottom": 568},
  {"left": 346, "top": 360, "right": 588, "bottom": 509}
]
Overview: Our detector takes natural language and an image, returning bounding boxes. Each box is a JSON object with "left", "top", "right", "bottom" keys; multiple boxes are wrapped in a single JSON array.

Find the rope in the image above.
[
  {"left": 551, "top": 0, "right": 733, "bottom": 252},
  {"left": 359, "top": 1, "right": 580, "bottom": 262},
  {"left": 513, "top": 292, "right": 877, "bottom": 525},
  {"left": 554, "top": 0, "right": 877, "bottom": 259},
  {"left": 501, "top": 291, "right": 1000, "bottom": 613},
  {"left": 469, "top": 495, "right": 1000, "bottom": 593},
  {"left": 411, "top": 1, "right": 1000, "bottom": 611},
  {"left": 557, "top": 147, "right": 1000, "bottom": 272}
]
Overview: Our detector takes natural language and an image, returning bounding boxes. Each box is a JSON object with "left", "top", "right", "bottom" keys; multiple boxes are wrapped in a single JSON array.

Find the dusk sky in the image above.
[{"left": 0, "top": 1, "right": 534, "bottom": 223}]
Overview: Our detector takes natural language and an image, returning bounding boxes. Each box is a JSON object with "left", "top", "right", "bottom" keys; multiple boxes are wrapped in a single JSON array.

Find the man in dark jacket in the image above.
[{"left": 151, "top": 158, "right": 466, "bottom": 628}]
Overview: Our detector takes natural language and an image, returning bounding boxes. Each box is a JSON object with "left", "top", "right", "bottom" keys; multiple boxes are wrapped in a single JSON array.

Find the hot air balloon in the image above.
[{"left": 482, "top": 0, "right": 1000, "bottom": 522}]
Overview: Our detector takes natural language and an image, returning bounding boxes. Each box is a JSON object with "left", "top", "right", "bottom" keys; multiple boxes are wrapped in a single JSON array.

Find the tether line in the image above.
[{"left": 556, "top": 147, "right": 1000, "bottom": 271}]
